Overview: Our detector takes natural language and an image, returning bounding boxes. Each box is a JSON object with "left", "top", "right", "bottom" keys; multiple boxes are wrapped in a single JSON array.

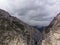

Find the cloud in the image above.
[{"left": 0, "top": 0, "right": 60, "bottom": 26}]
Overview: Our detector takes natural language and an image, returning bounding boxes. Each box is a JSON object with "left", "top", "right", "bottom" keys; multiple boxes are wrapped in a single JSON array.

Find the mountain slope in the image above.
[
  {"left": 0, "top": 9, "right": 42, "bottom": 45},
  {"left": 42, "top": 13, "right": 60, "bottom": 45}
]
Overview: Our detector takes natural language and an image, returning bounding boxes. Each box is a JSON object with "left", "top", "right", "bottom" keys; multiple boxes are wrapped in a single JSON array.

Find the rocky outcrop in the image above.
[
  {"left": 42, "top": 13, "right": 60, "bottom": 45},
  {"left": 0, "top": 9, "right": 42, "bottom": 45}
]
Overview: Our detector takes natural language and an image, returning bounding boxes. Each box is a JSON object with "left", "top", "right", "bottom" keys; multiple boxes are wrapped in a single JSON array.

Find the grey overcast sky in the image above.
[{"left": 0, "top": 0, "right": 60, "bottom": 26}]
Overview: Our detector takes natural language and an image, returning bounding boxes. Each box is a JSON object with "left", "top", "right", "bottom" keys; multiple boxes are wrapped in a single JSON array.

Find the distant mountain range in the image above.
[{"left": 33, "top": 26, "right": 47, "bottom": 32}]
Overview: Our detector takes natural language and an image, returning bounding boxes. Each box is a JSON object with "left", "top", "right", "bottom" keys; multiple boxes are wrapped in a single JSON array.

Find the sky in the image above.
[{"left": 0, "top": 0, "right": 60, "bottom": 26}]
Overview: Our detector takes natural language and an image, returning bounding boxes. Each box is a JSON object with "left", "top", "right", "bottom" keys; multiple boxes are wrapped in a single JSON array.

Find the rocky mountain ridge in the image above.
[
  {"left": 1, "top": 9, "right": 60, "bottom": 45},
  {"left": 42, "top": 13, "right": 60, "bottom": 45},
  {"left": 0, "top": 9, "right": 42, "bottom": 45}
]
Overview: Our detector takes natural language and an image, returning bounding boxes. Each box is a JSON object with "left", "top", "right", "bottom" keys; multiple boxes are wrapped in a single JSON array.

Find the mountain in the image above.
[
  {"left": 33, "top": 26, "right": 47, "bottom": 32},
  {"left": 42, "top": 13, "right": 60, "bottom": 45},
  {"left": 0, "top": 9, "right": 42, "bottom": 45},
  {"left": 2, "top": 9, "right": 60, "bottom": 45}
]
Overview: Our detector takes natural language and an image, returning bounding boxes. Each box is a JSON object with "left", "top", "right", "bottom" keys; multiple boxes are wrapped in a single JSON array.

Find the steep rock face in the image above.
[
  {"left": 0, "top": 9, "right": 42, "bottom": 45},
  {"left": 42, "top": 13, "right": 60, "bottom": 45}
]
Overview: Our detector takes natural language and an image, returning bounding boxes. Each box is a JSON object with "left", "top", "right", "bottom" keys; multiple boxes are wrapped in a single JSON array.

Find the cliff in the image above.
[
  {"left": 0, "top": 9, "right": 42, "bottom": 45},
  {"left": 42, "top": 13, "right": 60, "bottom": 45}
]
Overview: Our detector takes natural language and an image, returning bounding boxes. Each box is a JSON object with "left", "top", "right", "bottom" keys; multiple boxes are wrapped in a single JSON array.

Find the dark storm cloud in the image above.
[{"left": 0, "top": 0, "right": 60, "bottom": 26}]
